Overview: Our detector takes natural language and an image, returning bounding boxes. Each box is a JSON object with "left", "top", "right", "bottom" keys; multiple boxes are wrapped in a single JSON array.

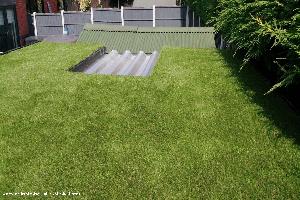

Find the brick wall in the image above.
[
  {"left": 91, "top": 0, "right": 110, "bottom": 8},
  {"left": 15, "top": 0, "right": 58, "bottom": 45},
  {"left": 101, "top": 0, "right": 110, "bottom": 8},
  {"left": 44, "top": 0, "right": 58, "bottom": 13},
  {"left": 92, "top": 0, "right": 110, "bottom": 8},
  {"left": 91, "top": 0, "right": 99, "bottom": 8},
  {"left": 105, "top": 0, "right": 111, "bottom": 8},
  {"left": 16, "top": 0, "right": 28, "bottom": 45}
]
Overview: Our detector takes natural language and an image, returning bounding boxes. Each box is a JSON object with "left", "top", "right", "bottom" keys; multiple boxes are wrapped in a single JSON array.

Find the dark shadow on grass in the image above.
[{"left": 218, "top": 50, "right": 300, "bottom": 145}]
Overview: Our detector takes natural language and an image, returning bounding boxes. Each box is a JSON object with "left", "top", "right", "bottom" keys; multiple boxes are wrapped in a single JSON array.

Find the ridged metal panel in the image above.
[
  {"left": 133, "top": 32, "right": 214, "bottom": 53},
  {"left": 83, "top": 50, "right": 159, "bottom": 76},
  {"left": 84, "top": 24, "right": 138, "bottom": 32},
  {"left": 137, "top": 26, "right": 214, "bottom": 33},
  {"left": 78, "top": 24, "right": 215, "bottom": 53},
  {"left": 124, "top": 20, "right": 153, "bottom": 27}
]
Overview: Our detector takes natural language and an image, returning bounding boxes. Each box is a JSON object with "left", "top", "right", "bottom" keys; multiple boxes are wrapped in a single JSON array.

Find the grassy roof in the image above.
[
  {"left": 78, "top": 24, "right": 215, "bottom": 53},
  {"left": 0, "top": 42, "right": 300, "bottom": 199}
]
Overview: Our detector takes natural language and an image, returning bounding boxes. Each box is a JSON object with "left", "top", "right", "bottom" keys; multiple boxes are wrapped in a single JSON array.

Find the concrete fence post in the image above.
[
  {"left": 33, "top": 12, "right": 37, "bottom": 36},
  {"left": 153, "top": 5, "right": 156, "bottom": 27},
  {"left": 61, "top": 10, "right": 65, "bottom": 34},
  {"left": 186, "top": 6, "right": 189, "bottom": 27},
  {"left": 91, "top": 7, "right": 94, "bottom": 24},
  {"left": 220, "top": 35, "right": 224, "bottom": 49},
  {"left": 121, "top": 6, "right": 124, "bottom": 26},
  {"left": 192, "top": 11, "right": 195, "bottom": 27},
  {"left": 199, "top": 16, "right": 201, "bottom": 27}
]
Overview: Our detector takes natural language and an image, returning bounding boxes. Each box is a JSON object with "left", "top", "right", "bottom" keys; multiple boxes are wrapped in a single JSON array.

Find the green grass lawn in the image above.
[{"left": 1, "top": 42, "right": 300, "bottom": 199}]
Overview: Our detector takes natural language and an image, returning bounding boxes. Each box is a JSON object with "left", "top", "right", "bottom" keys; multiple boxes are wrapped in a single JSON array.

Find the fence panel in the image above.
[
  {"left": 27, "top": 14, "right": 35, "bottom": 36},
  {"left": 31, "top": 6, "right": 201, "bottom": 37},
  {"left": 155, "top": 6, "right": 187, "bottom": 27},
  {"left": 123, "top": 8, "right": 153, "bottom": 27},
  {"left": 35, "top": 13, "right": 62, "bottom": 35},
  {"left": 187, "top": 9, "right": 201, "bottom": 27},
  {"left": 93, "top": 9, "right": 121, "bottom": 25},
  {"left": 64, "top": 11, "right": 91, "bottom": 35},
  {"left": 194, "top": 16, "right": 200, "bottom": 27}
]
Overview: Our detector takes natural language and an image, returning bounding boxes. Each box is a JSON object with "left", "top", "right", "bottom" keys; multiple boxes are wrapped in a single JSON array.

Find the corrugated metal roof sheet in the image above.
[
  {"left": 137, "top": 26, "right": 215, "bottom": 33},
  {"left": 83, "top": 50, "right": 159, "bottom": 76},
  {"left": 84, "top": 24, "right": 138, "bottom": 32},
  {"left": 78, "top": 24, "right": 215, "bottom": 53}
]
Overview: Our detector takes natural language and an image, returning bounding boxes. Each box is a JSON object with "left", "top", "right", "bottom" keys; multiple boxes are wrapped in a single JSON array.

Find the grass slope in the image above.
[{"left": 0, "top": 42, "right": 300, "bottom": 199}]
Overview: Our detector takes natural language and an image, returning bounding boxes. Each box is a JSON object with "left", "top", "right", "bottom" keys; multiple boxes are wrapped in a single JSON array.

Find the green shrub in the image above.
[
  {"left": 183, "top": 0, "right": 218, "bottom": 25},
  {"left": 215, "top": 0, "right": 300, "bottom": 93},
  {"left": 185, "top": 0, "right": 300, "bottom": 93}
]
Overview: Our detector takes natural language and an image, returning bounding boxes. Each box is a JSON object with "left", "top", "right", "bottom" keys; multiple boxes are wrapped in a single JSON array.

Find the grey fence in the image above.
[
  {"left": 35, "top": 13, "right": 62, "bottom": 35},
  {"left": 64, "top": 11, "right": 91, "bottom": 35},
  {"left": 27, "top": 13, "right": 35, "bottom": 36},
  {"left": 31, "top": 6, "right": 201, "bottom": 36},
  {"left": 93, "top": 8, "right": 121, "bottom": 25},
  {"left": 123, "top": 7, "right": 153, "bottom": 27},
  {"left": 187, "top": 8, "right": 201, "bottom": 27},
  {"left": 155, "top": 6, "right": 188, "bottom": 27}
]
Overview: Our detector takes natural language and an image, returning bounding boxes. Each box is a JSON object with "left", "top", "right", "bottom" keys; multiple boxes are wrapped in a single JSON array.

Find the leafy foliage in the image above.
[
  {"left": 70, "top": 0, "right": 91, "bottom": 11},
  {"left": 74, "top": 0, "right": 134, "bottom": 10},
  {"left": 215, "top": 0, "right": 300, "bottom": 92},
  {"left": 185, "top": 0, "right": 300, "bottom": 92},
  {"left": 109, "top": 0, "right": 134, "bottom": 7},
  {"left": 183, "top": 0, "right": 217, "bottom": 25}
]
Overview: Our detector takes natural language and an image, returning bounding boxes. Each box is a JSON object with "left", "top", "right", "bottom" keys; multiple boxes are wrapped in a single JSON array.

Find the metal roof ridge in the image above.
[{"left": 83, "top": 24, "right": 215, "bottom": 33}]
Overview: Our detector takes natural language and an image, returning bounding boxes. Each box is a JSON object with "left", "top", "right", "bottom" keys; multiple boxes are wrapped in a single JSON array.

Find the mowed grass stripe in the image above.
[{"left": 0, "top": 42, "right": 299, "bottom": 199}]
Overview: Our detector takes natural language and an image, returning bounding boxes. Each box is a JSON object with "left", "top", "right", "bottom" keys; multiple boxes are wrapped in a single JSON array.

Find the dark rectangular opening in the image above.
[{"left": 0, "top": 5, "right": 19, "bottom": 53}]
